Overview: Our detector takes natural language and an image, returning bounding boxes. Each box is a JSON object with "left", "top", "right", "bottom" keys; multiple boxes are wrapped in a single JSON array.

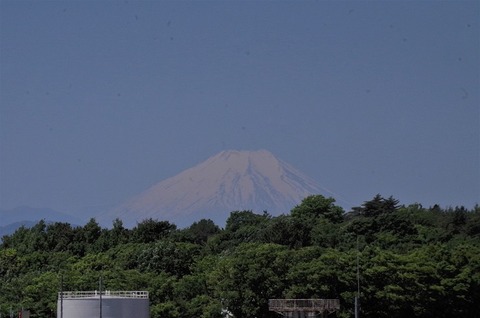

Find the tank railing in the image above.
[
  {"left": 59, "top": 291, "right": 149, "bottom": 299},
  {"left": 269, "top": 299, "right": 340, "bottom": 313}
]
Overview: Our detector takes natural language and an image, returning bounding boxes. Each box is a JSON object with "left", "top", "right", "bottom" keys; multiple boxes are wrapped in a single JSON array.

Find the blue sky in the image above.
[{"left": 1, "top": 0, "right": 478, "bottom": 218}]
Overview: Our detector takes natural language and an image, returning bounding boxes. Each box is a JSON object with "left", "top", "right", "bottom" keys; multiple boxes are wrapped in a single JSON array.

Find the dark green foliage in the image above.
[
  {"left": 259, "top": 214, "right": 313, "bottom": 248},
  {"left": 352, "top": 194, "right": 400, "bottom": 217},
  {"left": 137, "top": 240, "right": 201, "bottom": 277},
  {"left": 291, "top": 195, "right": 344, "bottom": 223},
  {"left": 1, "top": 196, "right": 479, "bottom": 318},
  {"left": 131, "top": 218, "right": 177, "bottom": 243},
  {"left": 177, "top": 219, "right": 220, "bottom": 245},
  {"left": 211, "top": 243, "right": 291, "bottom": 318}
]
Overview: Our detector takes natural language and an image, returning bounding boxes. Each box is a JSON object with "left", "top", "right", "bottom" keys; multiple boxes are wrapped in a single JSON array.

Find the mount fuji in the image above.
[{"left": 99, "top": 150, "right": 332, "bottom": 227}]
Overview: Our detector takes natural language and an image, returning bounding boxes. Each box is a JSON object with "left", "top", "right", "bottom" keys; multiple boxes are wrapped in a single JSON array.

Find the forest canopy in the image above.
[{"left": 1, "top": 194, "right": 479, "bottom": 318}]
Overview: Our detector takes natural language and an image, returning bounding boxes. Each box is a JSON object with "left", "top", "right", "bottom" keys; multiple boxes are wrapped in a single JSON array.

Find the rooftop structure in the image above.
[{"left": 269, "top": 299, "right": 340, "bottom": 318}]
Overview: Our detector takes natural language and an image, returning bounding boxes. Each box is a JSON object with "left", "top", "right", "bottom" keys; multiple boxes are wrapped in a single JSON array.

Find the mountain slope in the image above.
[{"left": 101, "top": 150, "right": 329, "bottom": 227}]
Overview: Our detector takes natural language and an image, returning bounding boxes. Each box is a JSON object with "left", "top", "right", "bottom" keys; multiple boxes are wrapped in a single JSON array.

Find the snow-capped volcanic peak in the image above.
[{"left": 102, "top": 150, "right": 326, "bottom": 227}]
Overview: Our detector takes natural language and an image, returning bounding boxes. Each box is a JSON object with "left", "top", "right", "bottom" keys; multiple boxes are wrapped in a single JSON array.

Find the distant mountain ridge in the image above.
[
  {"left": 0, "top": 221, "right": 37, "bottom": 238},
  {"left": 100, "top": 150, "right": 330, "bottom": 227},
  {"left": 0, "top": 206, "right": 85, "bottom": 238},
  {"left": 0, "top": 206, "right": 83, "bottom": 227}
]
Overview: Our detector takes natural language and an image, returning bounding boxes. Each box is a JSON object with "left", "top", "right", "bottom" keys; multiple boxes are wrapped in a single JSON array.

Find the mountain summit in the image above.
[{"left": 101, "top": 150, "right": 327, "bottom": 227}]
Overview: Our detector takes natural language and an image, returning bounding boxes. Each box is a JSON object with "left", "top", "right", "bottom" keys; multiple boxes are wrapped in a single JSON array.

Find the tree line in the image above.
[{"left": 1, "top": 194, "right": 479, "bottom": 317}]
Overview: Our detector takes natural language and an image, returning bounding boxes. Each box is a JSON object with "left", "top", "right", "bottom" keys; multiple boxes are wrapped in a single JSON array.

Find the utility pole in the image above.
[{"left": 355, "top": 236, "right": 360, "bottom": 318}]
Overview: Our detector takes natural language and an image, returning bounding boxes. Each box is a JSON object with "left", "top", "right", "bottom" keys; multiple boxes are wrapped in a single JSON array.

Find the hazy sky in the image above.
[{"left": 1, "top": 0, "right": 478, "bottom": 218}]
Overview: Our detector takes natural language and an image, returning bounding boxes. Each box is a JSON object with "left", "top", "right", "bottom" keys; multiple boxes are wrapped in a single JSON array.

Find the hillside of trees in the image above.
[{"left": 1, "top": 194, "right": 479, "bottom": 318}]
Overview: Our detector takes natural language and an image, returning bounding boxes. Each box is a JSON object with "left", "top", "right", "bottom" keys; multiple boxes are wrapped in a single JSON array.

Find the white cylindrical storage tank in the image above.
[{"left": 57, "top": 291, "right": 149, "bottom": 318}]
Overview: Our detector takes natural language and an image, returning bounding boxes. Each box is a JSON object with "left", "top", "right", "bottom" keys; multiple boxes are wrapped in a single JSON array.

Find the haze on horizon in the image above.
[{"left": 0, "top": 1, "right": 478, "bottom": 219}]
